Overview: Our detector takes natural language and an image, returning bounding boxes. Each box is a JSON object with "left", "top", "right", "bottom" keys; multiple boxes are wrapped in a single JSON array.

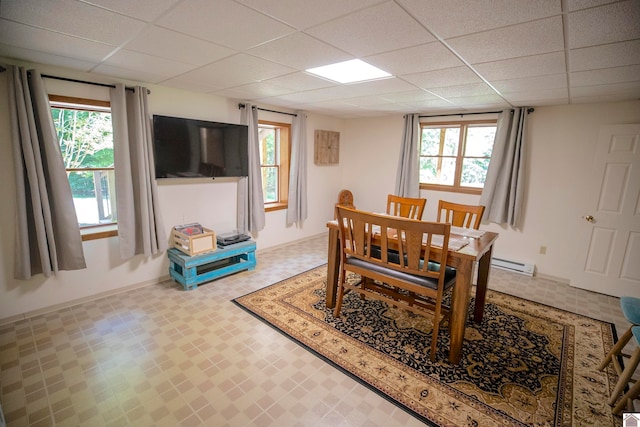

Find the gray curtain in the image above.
[
  {"left": 286, "top": 111, "right": 308, "bottom": 226},
  {"left": 479, "top": 108, "right": 528, "bottom": 228},
  {"left": 394, "top": 113, "right": 420, "bottom": 197},
  {"left": 110, "top": 84, "right": 167, "bottom": 259},
  {"left": 239, "top": 103, "right": 265, "bottom": 234},
  {"left": 8, "top": 66, "right": 86, "bottom": 279}
]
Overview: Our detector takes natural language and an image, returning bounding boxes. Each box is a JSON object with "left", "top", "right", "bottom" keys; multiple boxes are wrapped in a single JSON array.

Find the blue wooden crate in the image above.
[{"left": 168, "top": 240, "right": 256, "bottom": 290}]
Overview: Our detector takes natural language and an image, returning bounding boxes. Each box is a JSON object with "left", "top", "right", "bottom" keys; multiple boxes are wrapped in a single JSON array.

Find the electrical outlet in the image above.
[{"left": 539, "top": 246, "right": 547, "bottom": 255}]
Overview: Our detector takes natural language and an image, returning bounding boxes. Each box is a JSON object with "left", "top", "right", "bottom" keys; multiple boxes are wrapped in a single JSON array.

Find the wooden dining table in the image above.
[{"left": 325, "top": 219, "right": 499, "bottom": 365}]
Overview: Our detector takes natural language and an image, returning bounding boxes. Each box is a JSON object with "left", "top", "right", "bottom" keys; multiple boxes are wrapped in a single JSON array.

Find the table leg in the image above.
[
  {"left": 326, "top": 228, "right": 339, "bottom": 309},
  {"left": 474, "top": 245, "right": 493, "bottom": 323},
  {"left": 449, "top": 258, "right": 473, "bottom": 364}
]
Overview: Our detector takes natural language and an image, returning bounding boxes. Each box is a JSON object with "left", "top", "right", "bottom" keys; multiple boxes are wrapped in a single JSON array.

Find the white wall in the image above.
[
  {"left": 2, "top": 57, "right": 639, "bottom": 321},
  {"left": 0, "top": 60, "right": 346, "bottom": 321},
  {"left": 340, "top": 101, "right": 640, "bottom": 283}
]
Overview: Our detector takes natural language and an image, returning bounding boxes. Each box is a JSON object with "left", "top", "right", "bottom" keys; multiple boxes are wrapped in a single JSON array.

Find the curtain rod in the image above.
[
  {"left": 238, "top": 103, "right": 297, "bottom": 117},
  {"left": 37, "top": 73, "right": 150, "bottom": 94},
  {"left": 0, "top": 66, "right": 149, "bottom": 94},
  {"left": 419, "top": 108, "right": 534, "bottom": 118}
]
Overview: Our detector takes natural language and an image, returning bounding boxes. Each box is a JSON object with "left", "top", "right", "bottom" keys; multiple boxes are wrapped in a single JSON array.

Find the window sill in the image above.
[
  {"left": 265, "top": 202, "right": 288, "bottom": 212},
  {"left": 419, "top": 184, "right": 483, "bottom": 195},
  {"left": 81, "top": 225, "right": 118, "bottom": 241}
]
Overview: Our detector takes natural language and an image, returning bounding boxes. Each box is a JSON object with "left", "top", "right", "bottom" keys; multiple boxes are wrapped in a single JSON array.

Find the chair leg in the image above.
[
  {"left": 599, "top": 326, "right": 633, "bottom": 371},
  {"left": 430, "top": 301, "right": 442, "bottom": 361},
  {"left": 613, "top": 378, "right": 640, "bottom": 415},
  {"left": 608, "top": 346, "right": 640, "bottom": 406},
  {"left": 333, "top": 270, "right": 346, "bottom": 318}
]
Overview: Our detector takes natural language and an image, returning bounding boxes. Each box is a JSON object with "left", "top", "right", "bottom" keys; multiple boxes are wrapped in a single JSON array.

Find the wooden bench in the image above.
[{"left": 167, "top": 240, "right": 256, "bottom": 290}]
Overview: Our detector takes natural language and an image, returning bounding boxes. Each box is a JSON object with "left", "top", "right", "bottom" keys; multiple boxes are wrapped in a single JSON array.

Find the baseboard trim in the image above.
[
  {"left": 0, "top": 275, "right": 171, "bottom": 326},
  {"left": 534, "top": 272, "right": 570, "bottom": 284},
  {"left": 0, "top": 234, "right": 328, "bottom": 326}
]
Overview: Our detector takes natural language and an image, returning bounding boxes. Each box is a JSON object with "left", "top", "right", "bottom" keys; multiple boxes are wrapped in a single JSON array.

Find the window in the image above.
[
  {"left": 419, "top": 121, "right": 497, "bottom": 194},
  {"left": 50, "top": 95, "right": 117, "bottom": 239},
  {"left": 258, "top": 121, "right": 290, "bottom": 210}
]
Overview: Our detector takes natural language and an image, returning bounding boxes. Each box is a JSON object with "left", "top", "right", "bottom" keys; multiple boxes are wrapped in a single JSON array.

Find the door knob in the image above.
[{"left": 584, "top": 215, "right": 595, "bottom": 223}]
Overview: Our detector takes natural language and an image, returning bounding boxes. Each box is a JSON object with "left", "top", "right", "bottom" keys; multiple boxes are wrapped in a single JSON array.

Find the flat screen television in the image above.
[{"left": 152, "top": 115, "right": 249, "bottom": 179}]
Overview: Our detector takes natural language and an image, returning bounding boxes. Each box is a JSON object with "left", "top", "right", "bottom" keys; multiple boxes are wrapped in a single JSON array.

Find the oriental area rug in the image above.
[{"left": 233, "top": 266, "right": 621, "bottom": 426}]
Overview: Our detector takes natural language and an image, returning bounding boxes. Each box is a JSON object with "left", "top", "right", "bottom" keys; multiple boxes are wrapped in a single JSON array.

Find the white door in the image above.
[{"left": 571, "top": 124, "right": 640, "bottom": 297}]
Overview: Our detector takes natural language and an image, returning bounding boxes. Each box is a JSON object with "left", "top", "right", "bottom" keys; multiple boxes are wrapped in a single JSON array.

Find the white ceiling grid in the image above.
[{"left": 0, "top": 0, "right": 638, "bottom": 117}]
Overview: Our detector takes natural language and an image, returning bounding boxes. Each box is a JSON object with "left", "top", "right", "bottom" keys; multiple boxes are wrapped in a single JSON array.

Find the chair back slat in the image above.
[
  {"left": 337, "top": 206, "right": 450, "bottom": 284},
  {"left": 386, "top": 194, "right": 426, "bottom": 220},
  {"left": 437, "top": 200, "right": 485, "bottom": 229}
]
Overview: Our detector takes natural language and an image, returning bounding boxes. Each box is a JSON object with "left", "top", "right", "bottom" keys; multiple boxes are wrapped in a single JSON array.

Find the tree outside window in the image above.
[
  {"left": 258, "top": 121, "right": 290, "bottom": 210},
  {"left": 420, "top": 121, "right": 496, "bottom": 194},
  {"left": 50, "top": 95, "right": 117, "bottom": 229}
]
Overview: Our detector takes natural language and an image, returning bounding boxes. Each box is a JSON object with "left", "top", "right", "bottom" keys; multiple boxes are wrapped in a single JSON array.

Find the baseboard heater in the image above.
[{"left": 491, "top": 257, "right": 535, "bottom": 277}]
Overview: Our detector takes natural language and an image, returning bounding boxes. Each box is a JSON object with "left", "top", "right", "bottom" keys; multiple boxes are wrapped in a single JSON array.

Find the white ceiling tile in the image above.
[
  {"left": 92, "top": 63, "right": 170, "bottom": 84},
  {"left": 491, "top": 74, "right": 567, "bottom": 94},
  {"left": 447, "top": 16, "right": 564, "bottom": 64},
  {"left": 366, "top": 103, "right": 414, "bottom": 113},
  {"left": 264, "top": 72, "right": 337, "bottom": 92},
  {"left": 340, "top": 95, "right": 399, "bottom": 107},
  {"left": 402, "top": 66, "right": 482, "bottom": 89},
  {"left": 248, "top": 32, "right": 352, "bottom": 70},
  {"left": 567, "top": 0, "right": 640, "bottom": 49},
  {"left": 507, "top": 96, "right": 568, "bottom": 107},
  {"left": 102, "top": 50, "right": 194, "bottom": 80},
  {"left": 124, "top": 26, "right": 235, "bottom": 66},
  {"left": 305, "top": 2, "right": 436, "bottom": 57},
  {"left": 176, "top": 54, "right": 296, "bottom": 88},
  {"left": 235, "top": 0, "right": 382, "bottom": 30},
  {"left": 364, "top": 42, "right": 464, "bottom": 76},
  {"left": 160, "top": 77, "right": 224, "bottom": 93},
  {"left": 306, "top": 99, "right": 365, "bottom": 110},
  {"left": 571, "top": 81, "right": 640, "bottom": 98},
  {"left": 0, "top": 44, "right": 98, "bottom": 72},
  {"left": 377, "top": 90, "right": 440, "bottom": 103},
  {"left": 214, "top": 82, "right": 295, "bottom": 100},
  {"left": 502, "top": 87, "right": 569, "bottom": 102},
  {"left": 0, "top": 20, "right": 116, "bottom": 62},
  {"left": 81, "top": 0, "right": 181, "bottom": 22},
  {"left": 403, "top": 98, "right": 457, "bottom": 110},
  {"left": 570, "top": 40, "right": 640, "bottom": 71},
  {"left": 398, "top": 0, "right": 560, "bottom": 39},
  {"left": 341, "top": 77, "right": 418, "bottom": 97},
  {"left": 446, "top": 94, "right": 511, "bottom": 109},
  {"left": 1, "top": 0, "right": 637, "bottom": 116},
  {"left": 156, "top": 0, "right": 295, "bottom": 50},
  {"left": 566, "top": 0, "right": 618, "bottom": 12},
  {"left": 1, "top": 0, "right": 145, "bottom": 45},
  {"left": 473, "top": 52, "right": 566, "bottom": 80},
  {"left": 570, "top": 65, "right": 640, "bottom": 87},
  {"left": 274, "top": 85, "right": 363, "bottom": 103},
  {"left": 428, "top": 82, "right": 498, "bottom": 98}
]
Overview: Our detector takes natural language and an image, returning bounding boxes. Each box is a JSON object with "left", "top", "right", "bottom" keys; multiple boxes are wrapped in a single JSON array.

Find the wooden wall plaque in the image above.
[{"left": 314, "top": 130, "right": 340, "bottom": 165}]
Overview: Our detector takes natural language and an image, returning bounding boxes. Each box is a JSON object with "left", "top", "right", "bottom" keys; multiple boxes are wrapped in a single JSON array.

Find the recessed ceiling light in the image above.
[{"left": 306, "top": 59, "right": 392, "bottom": 84}]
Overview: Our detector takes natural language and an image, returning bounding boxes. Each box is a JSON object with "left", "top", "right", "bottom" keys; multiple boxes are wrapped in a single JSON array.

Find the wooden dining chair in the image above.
[
  {"left": 334, "top": 206, "right": 456, "bottom": 361},
  {"left": 437, "top": 200, "right": 485, "bottom": 229},
  {"left": 386, "top": 194, "right": 426, "bottom": 220}
]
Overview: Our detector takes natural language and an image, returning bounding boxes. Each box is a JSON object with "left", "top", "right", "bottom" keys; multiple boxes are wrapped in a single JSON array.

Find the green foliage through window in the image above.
[
  {"left": 258, "top": 122, "right": 290, "bottom": 207},
  {"left": 50, "top": 97, "right": 116, "bottom": 227},
  {"left": 419, "top": 122, "right": 496, "bottom": 192}
]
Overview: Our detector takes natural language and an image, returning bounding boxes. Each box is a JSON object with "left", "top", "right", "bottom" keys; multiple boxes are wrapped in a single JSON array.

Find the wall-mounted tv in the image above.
[{"left": 152, "top": 115, "right": 249, "bottom": 179}]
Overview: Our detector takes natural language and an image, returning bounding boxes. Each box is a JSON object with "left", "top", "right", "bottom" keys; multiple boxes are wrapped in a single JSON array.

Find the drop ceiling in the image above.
[{"left": 1, "top": 0, "right": 639, "bottom": 118}]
